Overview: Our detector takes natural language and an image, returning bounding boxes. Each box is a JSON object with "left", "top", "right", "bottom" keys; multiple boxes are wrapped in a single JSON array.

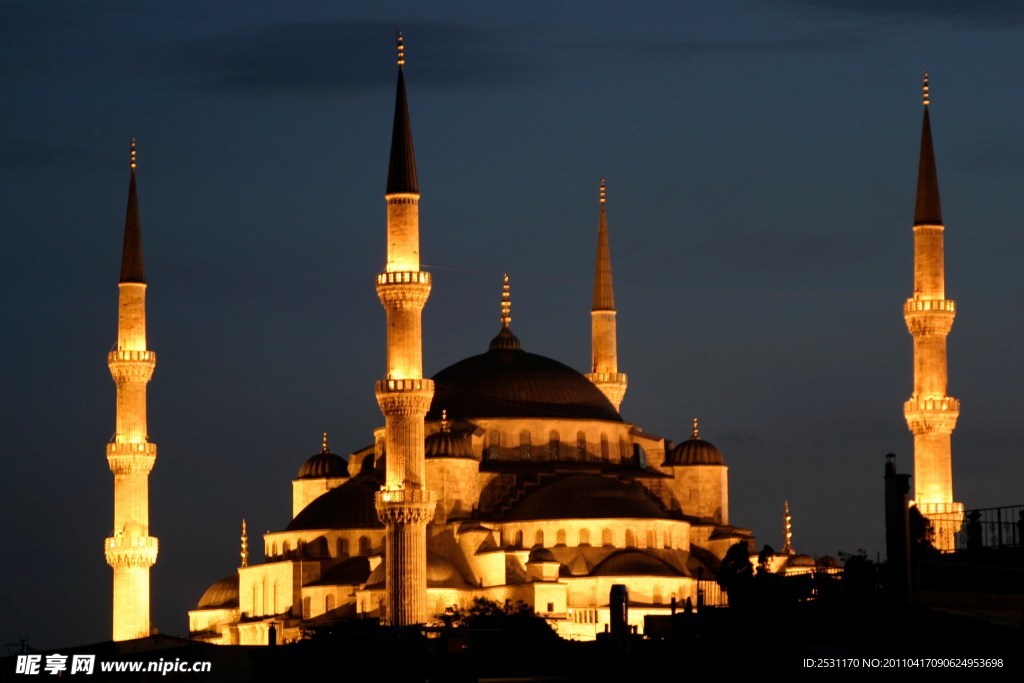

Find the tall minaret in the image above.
[
  {"left": 105, "top": 138, "right": 159, "bottom": 641},
  {"left": 373, "top": 33, "right": 435, "bottom": 626},
  {"left": 902, "top": 72, "right": 962, "bottom": 551},
  {"left": 586, "top": 178, "right": 628, "bottom": 410}
]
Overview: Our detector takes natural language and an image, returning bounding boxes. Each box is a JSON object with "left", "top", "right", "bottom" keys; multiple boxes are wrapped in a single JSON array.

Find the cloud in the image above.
[{"left": 175, "top": 20, "right": 549, "bottom": 94}]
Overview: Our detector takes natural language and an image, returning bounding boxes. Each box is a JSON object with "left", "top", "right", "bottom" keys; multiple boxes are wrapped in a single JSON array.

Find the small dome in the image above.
[
  {"left": 425, "top": 415, "right": 474, "bottom": 459},
  {"left": 196, "top": 574, "right": 239, "bottom": 609},
  {"left": 528, "top": 547, "right": 557, "bottom": 563},
  {"left": 296, "top": 433, "right": 349, "bottom": 479},
  {"left": 664, "top": 418, "right": 725, "bottom": 466}
]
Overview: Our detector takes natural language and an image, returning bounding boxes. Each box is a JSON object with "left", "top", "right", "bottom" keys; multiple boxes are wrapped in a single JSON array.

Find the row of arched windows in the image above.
[
  {"left": 486, "top": 430, "right": 631, "bottom": 462},
  {"left": 506, "top": 527, "right": 673, "bottom": 549},
  {"left": 269, "top": 536, "right": 372, "bottom": 560}
]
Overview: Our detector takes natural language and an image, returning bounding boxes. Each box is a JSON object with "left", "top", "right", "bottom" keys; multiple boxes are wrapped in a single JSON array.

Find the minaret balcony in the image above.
[
  {"left": 107, "top": 442, "right": 157, "bottom": 474},
  {"left": 108, "top": 350, "right": 156, "bottom": 383},
  {"left": 378, "top": 271, "right": 431, "bottom": 286},
  {"left": 375, "top": 378, "right": 434, "bottom": 414},
  {"left": 587, "top": 372, "right": 628, "bottom": 385},
  {"left": 904, "top": 298, "right": 955, "bottom": 336},
  {"left": 376, "top": 272, "right": 432, "bottom": 309},
  {"left": 904, "top": 396, "right": 960, "bottom": 434},
  {"left": 375, "top": 488, "right": 435, "bottom": 525},
  {"left": 104, "top": 535, "right": 159, "bottom": 568}
]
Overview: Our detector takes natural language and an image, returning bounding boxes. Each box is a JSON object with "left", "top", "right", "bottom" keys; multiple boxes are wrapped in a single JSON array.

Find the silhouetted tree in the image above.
[{"left": 717, "top": 540, "right": 754, "bottom": 607}]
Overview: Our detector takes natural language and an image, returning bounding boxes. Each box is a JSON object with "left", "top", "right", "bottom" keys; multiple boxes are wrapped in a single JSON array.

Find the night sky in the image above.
[{"left": 3, "top": 1, "right": 1022, "bottom": 649}]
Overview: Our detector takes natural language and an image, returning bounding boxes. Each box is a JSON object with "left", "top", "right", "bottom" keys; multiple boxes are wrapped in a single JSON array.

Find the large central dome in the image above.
[{"left": 426, "top": 332, "right": 623, "bottom": 422}]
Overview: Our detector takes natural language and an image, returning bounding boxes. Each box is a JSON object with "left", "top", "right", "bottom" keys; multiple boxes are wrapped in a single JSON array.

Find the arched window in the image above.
[
  {"left": 619, "top": 437, "right": 629, "bottom": 460},
  {"left": 533, "top": 529, "right": 544, "bottom": 547},
  {"left": 271, "top": 542, "right": 278, "bottom": 558},
  {"left": 653, "top": 585, "right": 664, "bottom": 605},
  {"left": 625, "top": 529, "right": 637, "bottom": 548},
  {"left": 282, "top": 541, "right": 291, "bottom": 558},
  {"left": 302, "top": 596, "right": 311, "bottom": 619},
  {"left": 663, "top": 530, "right": 672, "bottom": 549},
  {"left": 261, "top": 578, "right": 268, "bottom": 615},
  {"left": 337, "top": 538, "right": 348, "bottom": 557},
  {"left": 513, "top": 529, "right": 524, "bottom": 549},
  {"left": 358, "top": 536, "right": 370, "bottom": 556},
  {"left": 252, "top": 585, "right": 258, "bottom": 617},
  {"left": 556, "top": 529, "right": 567, "bottom": 546},
  {"left": 297, "top": 539, "right": 305, "bottom": 559},
  {"left": 272, "top": 580, "right": 279, "bottom": 614},
  {"left": 602, "top": 528, "right": 613, "bottom": 547},
  {"left": 548, "top": 431, "right": 560, "bottom": 460},
  {"left": 487, "top": 430, "right": 501, "bottom": 459},
  {"left": 326, "top": 594, "right": 336, "bottom": 613},
  {"left": 646, "top": 530, "right": 656, "bottom": 549},
  {"left": 600, "top": 433, "right": 609, "bottom": 461},
  {"left": 578, "top": 528, "right": 591, "bottom": 546},
  {"left": 576, "top": 432, "right": 587, "bottom": 460},
  {"left": 519, "top": 430, "right": 531, "bottom": 460}
]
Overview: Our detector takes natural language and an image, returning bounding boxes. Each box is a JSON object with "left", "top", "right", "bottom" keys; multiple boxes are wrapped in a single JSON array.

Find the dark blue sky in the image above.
[{"left": 3, "top": 1, "right": 1022, "bottom": 648}]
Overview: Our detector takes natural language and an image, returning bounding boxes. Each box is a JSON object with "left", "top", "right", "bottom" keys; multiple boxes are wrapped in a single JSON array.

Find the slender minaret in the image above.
[
  {"left": 903, "top": 72, "right": 962, "bottom": 551},
  {"left": 240, "top": 519, "right": 249, "bottom": 568},
  {"left": 105, "top": 138, "right": 158, "bottom": 641},
  {"left": 586, "top": 178, "right": 628, "bottom": 410},
  {"left": 781, "top": 500, "right": 794, "bottom": 555},
  {"left": 374, "top": 32, "right": 435, "bottom": 626}
]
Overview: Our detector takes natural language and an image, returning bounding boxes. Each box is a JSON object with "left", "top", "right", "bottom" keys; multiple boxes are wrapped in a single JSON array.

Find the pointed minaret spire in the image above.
[
  {"left": 240, "top": 519, "right": 249, "bottom": 568},
  {"left": 386, "top": 31, "right": 418, "bottom": 195},
  {"left": 914, "top": 71, "right": 942, "bottom": 227},
  {"left": 691, "top": 417, "right": 700, "bottom": 440},
  {"left": 321, "top": 431, "right": 330, "bottom": 454},
  {"left": 903, "top": 72, "right": 961, "bottom": 551},
  {"left": 593, "top": 178, "right": 615, "bottom": 311},
  {"left": 781, "top": 501, "right": 794, "bottom": 555},
  {"left": 489, "top": 273, "right": 522, "bottom": 351},
  {"left": 587, "top": 178, "right": 628, "bottom": 410},
  {"left": 120, "top": 137, "right": 145, "bottom": 284}
]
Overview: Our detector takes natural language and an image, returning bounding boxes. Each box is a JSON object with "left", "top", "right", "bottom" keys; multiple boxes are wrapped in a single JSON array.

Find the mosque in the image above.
[{"left": 103, "top": 37, "right": 959, "bottom": 645}]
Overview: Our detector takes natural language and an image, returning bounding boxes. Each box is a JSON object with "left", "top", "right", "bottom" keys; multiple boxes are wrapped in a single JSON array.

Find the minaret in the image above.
[
  {"left": 781, "top": 501, "right": 794, "bottom": 555},
  {"left": 586, "top": 178, "right": 628, "bottom": 410},
  {"left": 374, "top": 32, "right": 435, "bottom": 626},
  {"left": 105, "top": 138, "right": 159, "bottom": 641},
  {"left": 903, "top": 72, "right": 962, "bottom": 551},
  {"left": 240, "top": 519, "right": 249, "bottom": 568}
]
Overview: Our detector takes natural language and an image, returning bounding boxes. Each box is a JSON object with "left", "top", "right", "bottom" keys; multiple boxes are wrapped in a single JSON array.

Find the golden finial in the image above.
[
  {"left": 691, "top": 417, "right": 700, "bottom": 440},
  {"left": 599, "top": 177, "right": 606, "bottom": 204},
  {"left": 130, "top": 137, "right": 137, "bottom": 170},
  {"left": 396, "top": 30, "right": 405, "bottom": 68},
  {"left": 782, "top": 500, "right": 794, "bottom": 555},
  {"left": 321, "top": 432, "right": 330, "bottom": 454},
  {"left": 441, "top": 409, "right": 449, "bottom": 432},
  {"left": 922, "top": 70, "right": 929, "bottom": 107},
  {"left": 240, "top": 519, "right": 249, "bottom": 567},
  {"left": 501, "top": 273, "right": 511, "bottom": 327}
]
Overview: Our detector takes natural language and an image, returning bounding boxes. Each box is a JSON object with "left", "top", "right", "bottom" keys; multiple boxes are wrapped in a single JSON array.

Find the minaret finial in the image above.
[
  {"left": 321, "top": 431, "right": 329, "bottom": 454},
  {"left": 922, "top": 70, "right": 929, "bottom": 107},
  {"left": 130, "top": 137, "right": 137, "bottom": 170},
  {"left": 691, "top": 417, "right": 700, "bottom": 440},
  {"left": 441, "top": 409, "right": 449, "bottom": 432},
  {"left": 501, "top": 273, "right": 511, "bottom": 327},
  {"left": 599, "top": 177, "right": 606, "bottom": 204},
  {"left": 781, "top": 501, "right": 794, "bottom": 555},
  {"left": 396, "top": 30, "right": 405, "bottom": 68},
  {"left": 240, "top": 519, "right": 249, "bottom": 568}
]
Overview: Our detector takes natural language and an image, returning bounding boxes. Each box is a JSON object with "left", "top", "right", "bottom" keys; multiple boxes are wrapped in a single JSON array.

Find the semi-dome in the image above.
[
  {"left": 664, "top": 418, "right": 725, "bottom": 466},
  {"left": 297, "top": 433, "right": 349, "bottom": 479},
  {"left": 591, "top": 550, "right": 684, "bottom": 577},
  {"left": 286, "top": 474, "right": 383, "bottom": 531},
  {"left": 427, "top": 338, "right": 623, "bottom": 422},
  {"left": 196, "top": 574, "right": 239, "bottom": 610},
  {"left": 504, "top": 473, "right": 669, "bottom": 521}
]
